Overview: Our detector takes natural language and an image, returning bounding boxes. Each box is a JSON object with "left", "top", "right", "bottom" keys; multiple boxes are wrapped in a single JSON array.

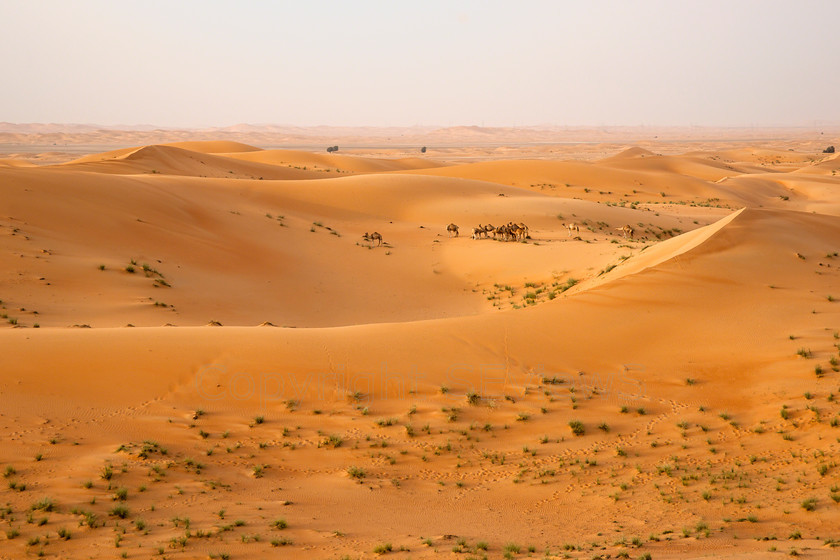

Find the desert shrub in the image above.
[
  {"left": 110, "top": 505, "right": 129, "bottom": 518},
  {"left": 321, "top": 435, "right": 342, "bottom": 448},
  {"left": 373, "top": 542, "right": 392, "bottom": 554},
  {"left": 347, "top": 466, "right": 366, "bottom": 480},
  {"left": 31, "top": 498, "right": 55, "bottom": 512}
]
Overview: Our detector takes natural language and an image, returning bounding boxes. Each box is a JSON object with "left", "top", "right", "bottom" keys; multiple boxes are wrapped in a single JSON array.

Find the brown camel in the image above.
[
  {"left": 363, "top": 231, "right": 383, "bottom": 246},
  {"left": 446, "top": 223, "right": 459, "bottom": 237}
]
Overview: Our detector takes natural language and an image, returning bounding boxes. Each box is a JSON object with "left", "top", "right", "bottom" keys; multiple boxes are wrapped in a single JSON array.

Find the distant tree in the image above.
[
  {"left": 824, "top": 145, "right": 835, "bottom": 153},
  {"left": 332, "top": 145, "right": 339, "bottom": 152},
  {"left": 421, "top": 146, "right": 427, "bottom": 154},
  {"left": 326, "top": 146, "right": 334, "bottom": 153}
]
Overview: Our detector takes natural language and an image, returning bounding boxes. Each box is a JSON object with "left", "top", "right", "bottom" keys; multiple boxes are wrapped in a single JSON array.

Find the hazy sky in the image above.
[{"left": 2, "top": 0, "right": 838, "bottom": 128}]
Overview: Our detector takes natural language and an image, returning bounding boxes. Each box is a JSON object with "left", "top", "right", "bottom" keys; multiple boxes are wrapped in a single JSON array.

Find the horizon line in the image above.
[{"left": 3, "top": 122, "right": 840, "bottom": 131}]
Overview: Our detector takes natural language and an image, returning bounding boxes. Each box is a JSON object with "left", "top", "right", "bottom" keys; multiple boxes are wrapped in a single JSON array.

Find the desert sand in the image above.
[{"left": 1, "top": 129, "right": 840, "bottom": 559}]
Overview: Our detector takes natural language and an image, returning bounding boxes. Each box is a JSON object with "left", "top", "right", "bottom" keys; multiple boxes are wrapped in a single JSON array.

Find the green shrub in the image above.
[
  {"left": 110, "top": 505, "right": 129, "bottom": 518},
  {"left": 373, "top": 542, "right": 392, "bottom": 554},
  {"left": 31, "top": 498, "right": 55, "bottom": 512},
  {"left": 347, "top": 466, "right": 366, "bottom": 480}
]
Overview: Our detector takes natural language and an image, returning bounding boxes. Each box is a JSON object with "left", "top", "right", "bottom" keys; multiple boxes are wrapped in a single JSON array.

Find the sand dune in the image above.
[
  {"left": 793, "top": 152, "right": 840, "bottom": 175},
  {"left": 600, "top": 151, "right": 760, "bottom": 182},
  {"left": 7, "top": 206, "right": 837, "bottom": 402},
  {"left": 221, "top": 148, "right": 448, "bottom": 174},
  {"left": 56, "top": 142, "right": 447, "bottom": 180},
  {"left": 57, "top": 144, "right": 324, "bottom": 179},
  {"left": 0, "top": 159, "right": 37, "bottom": 168},
  {"left": 163, "top": 140, "right": 262, "bottom": 153},
  {"left": 397, "top": 157, "right": 758, "bottom": 207},
  {"left": 2, "top": 138, "right": 840, "bottom": 559},
  {"left": 0, "top": 163, "right": 699, "bottom": 328}
]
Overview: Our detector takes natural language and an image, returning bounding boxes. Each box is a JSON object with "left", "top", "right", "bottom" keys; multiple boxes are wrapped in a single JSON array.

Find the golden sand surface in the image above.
[{"left": 1, "top": 128, "right": 839, "bottom": 558}]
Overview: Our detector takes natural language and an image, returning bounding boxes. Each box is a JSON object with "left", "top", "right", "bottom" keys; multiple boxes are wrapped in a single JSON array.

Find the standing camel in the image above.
[
  {"left": 564, "top": 223, "right": 580, "bottom": 237},
  {"left": 615, "top": 225, "right": 635, "bottom": 239},
  {"left": 446, "top": 223, "right": 459, "bottom": 237},
  {"left": 363, "top": 232, "right": 383, "bottom": 246}
]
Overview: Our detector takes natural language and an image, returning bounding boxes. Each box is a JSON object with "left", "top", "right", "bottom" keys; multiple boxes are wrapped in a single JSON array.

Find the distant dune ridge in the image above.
[
  {"left": 1, "top": 132, "right": 840, "bottom": 559},
  {"left": 3, "top": 122, "right": 840, "bottom": 150}
]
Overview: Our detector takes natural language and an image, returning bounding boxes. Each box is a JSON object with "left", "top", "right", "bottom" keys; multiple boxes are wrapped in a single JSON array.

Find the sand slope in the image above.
[{"left": 221, "top": 148, "right": 447, "bottom": 174}]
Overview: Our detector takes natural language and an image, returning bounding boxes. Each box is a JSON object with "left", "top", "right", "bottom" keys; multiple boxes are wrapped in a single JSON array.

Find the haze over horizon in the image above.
[{"left": 2, "top": 0, "right": 839, "bottom": 128}]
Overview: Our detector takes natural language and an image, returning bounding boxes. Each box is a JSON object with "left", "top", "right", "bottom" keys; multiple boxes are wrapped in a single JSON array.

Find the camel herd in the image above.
[
  {"left": 363, "top": 222, "right": 635, "bottom": 248},
  {"left": 445, "top": 222, "right": 635, "bottom": 240},
  {"left": 477, "top": 222, "right": 530, "bottom": 241},
  {"left": 446, "top": 222, "right": 529, "bottom": 241}
]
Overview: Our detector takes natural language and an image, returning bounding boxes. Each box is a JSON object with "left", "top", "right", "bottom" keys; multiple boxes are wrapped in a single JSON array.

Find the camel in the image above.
[
  {"left": 563, "top": 223, "right": 580, "bottom": 237},
  {"left": 363, "top": 231, "right": 383, "bottom": 246},
  {"left": 615, "top": 225, "right": 635, "bottom": 239},
  {"left": 483, "top": 224, "right": 495, "bottom": 238},
  {"left": 472, "top": 226, "right": 485, "bottom": 239},
  {"left": 446, "top": 223, "right": 459, "bottom": 237},
  {"left": 518, "top": 222, "right": 530, "bottom": 239}
]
